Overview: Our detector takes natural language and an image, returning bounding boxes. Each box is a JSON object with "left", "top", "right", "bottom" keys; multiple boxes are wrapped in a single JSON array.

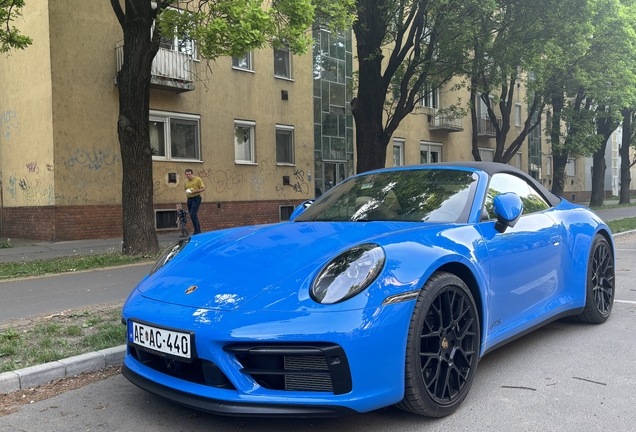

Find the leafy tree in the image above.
[
  {"left": 0, "top": 0, "right": 32, "bottom": 52},
  {"left": 588, "top": 0, "right": 636, "bottom": 206},
  {"left": 466, "top": 0, "right": 591, "bottom": 164},
  {"left": 351, "top": 0, "right": 495, "bottom": 173},
  {"left": 109, "top": 0, "right": 323, "bottom": 254},
  {"left": 548, "top": 0, "right": 636, "bottom": 199}
]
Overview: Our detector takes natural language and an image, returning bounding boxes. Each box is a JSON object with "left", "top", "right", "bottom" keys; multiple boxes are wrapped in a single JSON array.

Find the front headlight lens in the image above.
[
  {"left": 149, "top": 238, "right": 190, "bottom": 275},
  {"left": 311, "top": 243, "right": 385, "bottom": 304}
]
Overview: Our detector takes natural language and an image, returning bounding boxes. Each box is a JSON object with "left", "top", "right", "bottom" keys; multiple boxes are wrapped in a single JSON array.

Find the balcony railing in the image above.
[
  {"left": 115, "top": 41, "right": 195, "bottom": 93},
  {"left": 428, "top": 112, "right": 464, "bottom": 132},
  {"left": 477, "top": 116, "right": 501, "bottom": 137}
]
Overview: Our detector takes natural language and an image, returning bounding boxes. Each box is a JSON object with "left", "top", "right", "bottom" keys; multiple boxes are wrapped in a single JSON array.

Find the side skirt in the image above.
[{"left": 481, "top": 307, "right": 584, "bottom": 357}]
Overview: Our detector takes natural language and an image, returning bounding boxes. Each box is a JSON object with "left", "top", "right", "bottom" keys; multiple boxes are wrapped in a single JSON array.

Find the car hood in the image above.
[{"left": 138, "top": 221, "right": 438, "bottom": 311}]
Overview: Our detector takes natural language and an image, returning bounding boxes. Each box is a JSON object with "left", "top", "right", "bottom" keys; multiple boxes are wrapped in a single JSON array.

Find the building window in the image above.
[
  {"left": 421, "top": 83, "right": 439, "bottom": 109},
  {"left": 276, "top": 125, "right": 295, "bottom": 164},
  {"left": 234, "top": 120, "right": 256, "bottom": 163},
  {"left": 279, "top": 205, "right": 294, "bottom": 221},
  {"left": 232, "top": 52, "right": 253, "bottom": 71},
  {"left": 514, "top": 152, "right": 521, "bottom": 169},
  {"left": 156, "top": 9, "right": 198, "bottom": 59},
  {"left": 274, "top": 46, "right": 291, "bottom": 78},
  {"left": 479, "top": 147, "right": 494, "bottom": 162},
  {"left": 420, "top": 141, "right": 442, "bottom": 163},
  {"left": 393, "top": 139, "right": 405, "bottom": 166},
  {"left": 566, "top": 158, "right": 576, "bottom": 176},
  {"left": 515, "top": 103, "right": 522, "bottom": 126},
  {"left": 155, "top": 209, "right": 178, "bottom": 230},
  {"left": 149, "top": 111, "right": 201, "bottom": 161},
  {"left": 546, "top": 155, "right": 552, "bottom": 176}
]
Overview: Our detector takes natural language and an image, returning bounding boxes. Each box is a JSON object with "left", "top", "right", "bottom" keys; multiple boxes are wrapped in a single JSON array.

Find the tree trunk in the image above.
[
  {"left": 590, "top": 114, "right": 615, "bottom": 207},
  {"left": 549, "top": 93, "right": 566, "bottom": 197},
  {"left": 552, "top": 153, "right": 568, "bottom": 197},
  {"left": 619, "top": 108, "right": 632, "bottom": 204},
  {"left": 589, "top": 148, "right": 606, "bottom": 207},
  {"left": 112, "top": 0, "right": 159, "bottom": 255},
  {"left": 469, "top": 77, "right": 481, "bottom": 161},
  {"left": 351, "top": 19, "right": 390, "bottom": 174}
]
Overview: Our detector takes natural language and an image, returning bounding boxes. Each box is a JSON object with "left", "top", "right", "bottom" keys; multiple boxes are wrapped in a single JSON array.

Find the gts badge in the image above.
[{"left": 489, "top": 319, "right": 501, "bottom": 330}]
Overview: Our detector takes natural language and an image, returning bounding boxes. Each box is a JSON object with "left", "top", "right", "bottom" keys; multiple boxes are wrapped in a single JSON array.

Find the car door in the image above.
[{"left": 477, "top": 173, "right": 565, "bottom": 338}]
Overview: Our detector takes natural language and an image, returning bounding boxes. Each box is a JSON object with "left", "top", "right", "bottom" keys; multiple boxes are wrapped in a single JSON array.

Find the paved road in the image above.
[
  {"left": 0, "top": 237, "right": 634, "bottom": 431},
  {"left": 0, "top": 264, "right": 151, "bottom": 323}
]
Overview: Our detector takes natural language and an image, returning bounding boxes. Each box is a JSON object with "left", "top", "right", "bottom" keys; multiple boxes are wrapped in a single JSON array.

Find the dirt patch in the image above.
[
  {"left": 0, "top": 301, "right": 124, "bottom": 333},
  {"left": 0, "top": 366, "right": 121, "bottom": 417}
]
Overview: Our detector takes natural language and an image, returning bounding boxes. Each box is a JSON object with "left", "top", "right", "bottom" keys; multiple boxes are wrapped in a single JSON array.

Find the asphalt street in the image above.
[{"left": 0, "top": 264, "right": 151, "bottom": 322}]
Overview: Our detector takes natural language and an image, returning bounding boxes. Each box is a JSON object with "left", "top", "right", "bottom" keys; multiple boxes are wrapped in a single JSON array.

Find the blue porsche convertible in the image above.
[{"left": 121, "top": 162, "right": 615, "bottom": 418}]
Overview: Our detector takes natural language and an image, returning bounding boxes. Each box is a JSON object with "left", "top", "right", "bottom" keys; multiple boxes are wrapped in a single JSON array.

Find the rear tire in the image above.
[
  {"left": 397, "top": 272, "right": 480, "bottom": 417},
  {"left": 575, "top": 235, "right": 614, "bottom": 324}
]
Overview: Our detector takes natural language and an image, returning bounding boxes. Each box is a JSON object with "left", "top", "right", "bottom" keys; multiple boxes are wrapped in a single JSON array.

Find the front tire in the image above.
[
  {"left": 397, "top": 272, "right": 480, "bottom": 417},
  {"left": 575, "top": 235, "right": 614, "bottom": 324}
]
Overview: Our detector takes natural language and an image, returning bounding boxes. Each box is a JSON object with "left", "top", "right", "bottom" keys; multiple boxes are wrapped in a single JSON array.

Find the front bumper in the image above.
[{"left": 121, "top": 294, "right": 416, "bottom": 415}]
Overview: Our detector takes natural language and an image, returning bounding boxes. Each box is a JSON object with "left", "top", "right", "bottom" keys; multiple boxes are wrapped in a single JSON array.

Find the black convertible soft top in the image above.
[{"left": 425, "top": 161, "right": 563, "bottom": 207}]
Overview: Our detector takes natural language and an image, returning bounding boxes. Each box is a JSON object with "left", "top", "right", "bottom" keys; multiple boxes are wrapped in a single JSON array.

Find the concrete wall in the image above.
[{"left": 0, "top": 0, "right": 55, "bottom": 209}]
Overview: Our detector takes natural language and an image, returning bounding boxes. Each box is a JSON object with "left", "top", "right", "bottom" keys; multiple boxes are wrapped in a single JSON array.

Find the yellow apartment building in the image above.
[{"left": 1, "top": 0, "right": 561, "bottom": 241}]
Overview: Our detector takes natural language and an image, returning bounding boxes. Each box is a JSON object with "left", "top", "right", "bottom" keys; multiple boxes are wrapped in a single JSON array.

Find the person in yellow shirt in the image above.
[{"left": 184, "top": 169, "right": 205, "bottom": 235}]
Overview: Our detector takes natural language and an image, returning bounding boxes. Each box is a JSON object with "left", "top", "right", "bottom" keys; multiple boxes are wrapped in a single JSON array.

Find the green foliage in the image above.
[
  {"left": 0, "top": 306, "right": 125, "bottom": 372},
  {"left": 0, "top": 0, "right": 32, "bottom": 52},
  {"left": 606, "top": 216, "right": 636, "bottom": 234},
  {"left": 0, "top": 253, "right": 157, "bottom": 281},
  {"left": 157, "top": 0, "right": 327, "bottom": 61}
]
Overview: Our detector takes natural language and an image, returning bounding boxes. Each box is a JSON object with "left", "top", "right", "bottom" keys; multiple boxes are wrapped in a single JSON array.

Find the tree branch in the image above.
[{"left": 110, "top": 0, "right": 125, "bottom": 26}]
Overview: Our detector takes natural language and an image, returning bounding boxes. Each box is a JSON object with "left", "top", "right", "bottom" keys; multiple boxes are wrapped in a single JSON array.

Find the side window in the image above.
[{"left": 484, "top": 173, "right": 550, "bottom": 220}]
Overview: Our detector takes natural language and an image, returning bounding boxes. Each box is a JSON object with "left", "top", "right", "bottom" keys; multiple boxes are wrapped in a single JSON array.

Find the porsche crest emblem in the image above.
[
  {"left": 441, "top": 337, "right": 449, "bottom": 350},
  {"left": 185, "top": 285, "right": 198, "bottom": 295}
]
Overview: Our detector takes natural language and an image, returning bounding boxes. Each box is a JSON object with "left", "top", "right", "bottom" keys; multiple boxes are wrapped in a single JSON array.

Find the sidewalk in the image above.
[{"left": 0, "top": 231, "right": 186, "bottom": 263}]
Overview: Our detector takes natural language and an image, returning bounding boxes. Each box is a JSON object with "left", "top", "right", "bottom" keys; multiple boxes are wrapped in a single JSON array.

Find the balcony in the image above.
[
  {"left": 477, "top": 116, "right": 501, "bottom": 137},
  {"left": 115, "top": 41, "right": 195, "bottom": 93},
  {"left": 428, "top": 112, "right": 463, "bottom": 132}
]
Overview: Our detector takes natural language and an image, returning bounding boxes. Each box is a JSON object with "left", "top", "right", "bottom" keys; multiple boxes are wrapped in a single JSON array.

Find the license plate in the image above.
[{"left": 128, "top": 320, "right": 192, "bottom": 360}]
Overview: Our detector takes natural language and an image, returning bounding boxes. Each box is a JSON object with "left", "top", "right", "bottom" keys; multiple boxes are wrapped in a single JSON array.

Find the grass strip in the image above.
[
  {"left": 0, "top": 307, "right": 125, "bottom": 373},
  {"left": 607, "top": 217, "right": 636, "bottom": 234},
  {"left": 0, "top": 253, "right": 157, "bottom": 280}
]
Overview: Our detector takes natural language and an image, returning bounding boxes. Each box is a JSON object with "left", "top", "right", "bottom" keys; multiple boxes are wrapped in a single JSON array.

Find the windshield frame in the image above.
[{"left": 294, "top": 166, "right": 480, "bottom": 224}]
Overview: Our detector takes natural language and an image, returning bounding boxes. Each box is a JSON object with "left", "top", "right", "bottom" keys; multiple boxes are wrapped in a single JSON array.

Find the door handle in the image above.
[{"left": 551, "top": 236, "right": 561, "bottom": 246}]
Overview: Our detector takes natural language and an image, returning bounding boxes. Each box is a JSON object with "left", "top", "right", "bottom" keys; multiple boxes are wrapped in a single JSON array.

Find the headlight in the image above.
[
  {"left": 311, "top": 243, "right": 385, "bottom": 304},
  {"left": 149, "top": 238, "right": 190, "bottom": 275}
]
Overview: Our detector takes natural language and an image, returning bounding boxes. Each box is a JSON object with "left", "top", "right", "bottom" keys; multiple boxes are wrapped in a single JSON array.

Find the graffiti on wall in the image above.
[
  {"left": 195, "top": 168, "right": 244, "bottom": 197},
  {"left": 7, "top": 173, "right": 54, "bottom": 204},
  {"left": 61, "top": 147, "right": 120, "bottom": 192},
  {"left": 275, "top": 169, "right": 310, "bottom": 196},
  {"left": 2, "top": 110, "right": 18, "bottom": 139}
]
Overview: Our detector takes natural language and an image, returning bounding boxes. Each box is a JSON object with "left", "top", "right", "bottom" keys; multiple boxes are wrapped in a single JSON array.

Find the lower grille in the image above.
[
  {"left": 224, "top": 343, "right": 352, "bottom": 395},
  {"left": 129, "top": 345, "right": 235, "bottom": 390}
]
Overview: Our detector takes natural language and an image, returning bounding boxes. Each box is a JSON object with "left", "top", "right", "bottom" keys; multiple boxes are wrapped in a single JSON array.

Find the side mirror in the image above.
[
  {"left": 289, "top": 200, "right": 314, "bottom": 221},
  {"left": 493, "top": 192, "right": 523, "bottom": 233}
]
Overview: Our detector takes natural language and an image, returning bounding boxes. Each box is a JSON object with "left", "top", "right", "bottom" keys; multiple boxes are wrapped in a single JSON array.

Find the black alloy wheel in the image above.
[
  {"left": 398, "top": 271, "right": 480, "bottom": 417},
  {"left": 576, "top": 235, "right": 614, "bottom": 324}
]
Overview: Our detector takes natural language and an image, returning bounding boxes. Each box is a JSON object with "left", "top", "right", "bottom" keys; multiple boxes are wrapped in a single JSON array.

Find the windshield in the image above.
[{"left": 295, "top": 168, "right": 478, "bottom": 222}]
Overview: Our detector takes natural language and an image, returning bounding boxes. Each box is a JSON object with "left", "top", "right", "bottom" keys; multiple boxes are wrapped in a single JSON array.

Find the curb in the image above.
[
  {"left": 0, "top": 345, "right": 125, "bottom": 395},
  {"left": 612, "top": 229, "right": 636, "bottom": 241}
]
